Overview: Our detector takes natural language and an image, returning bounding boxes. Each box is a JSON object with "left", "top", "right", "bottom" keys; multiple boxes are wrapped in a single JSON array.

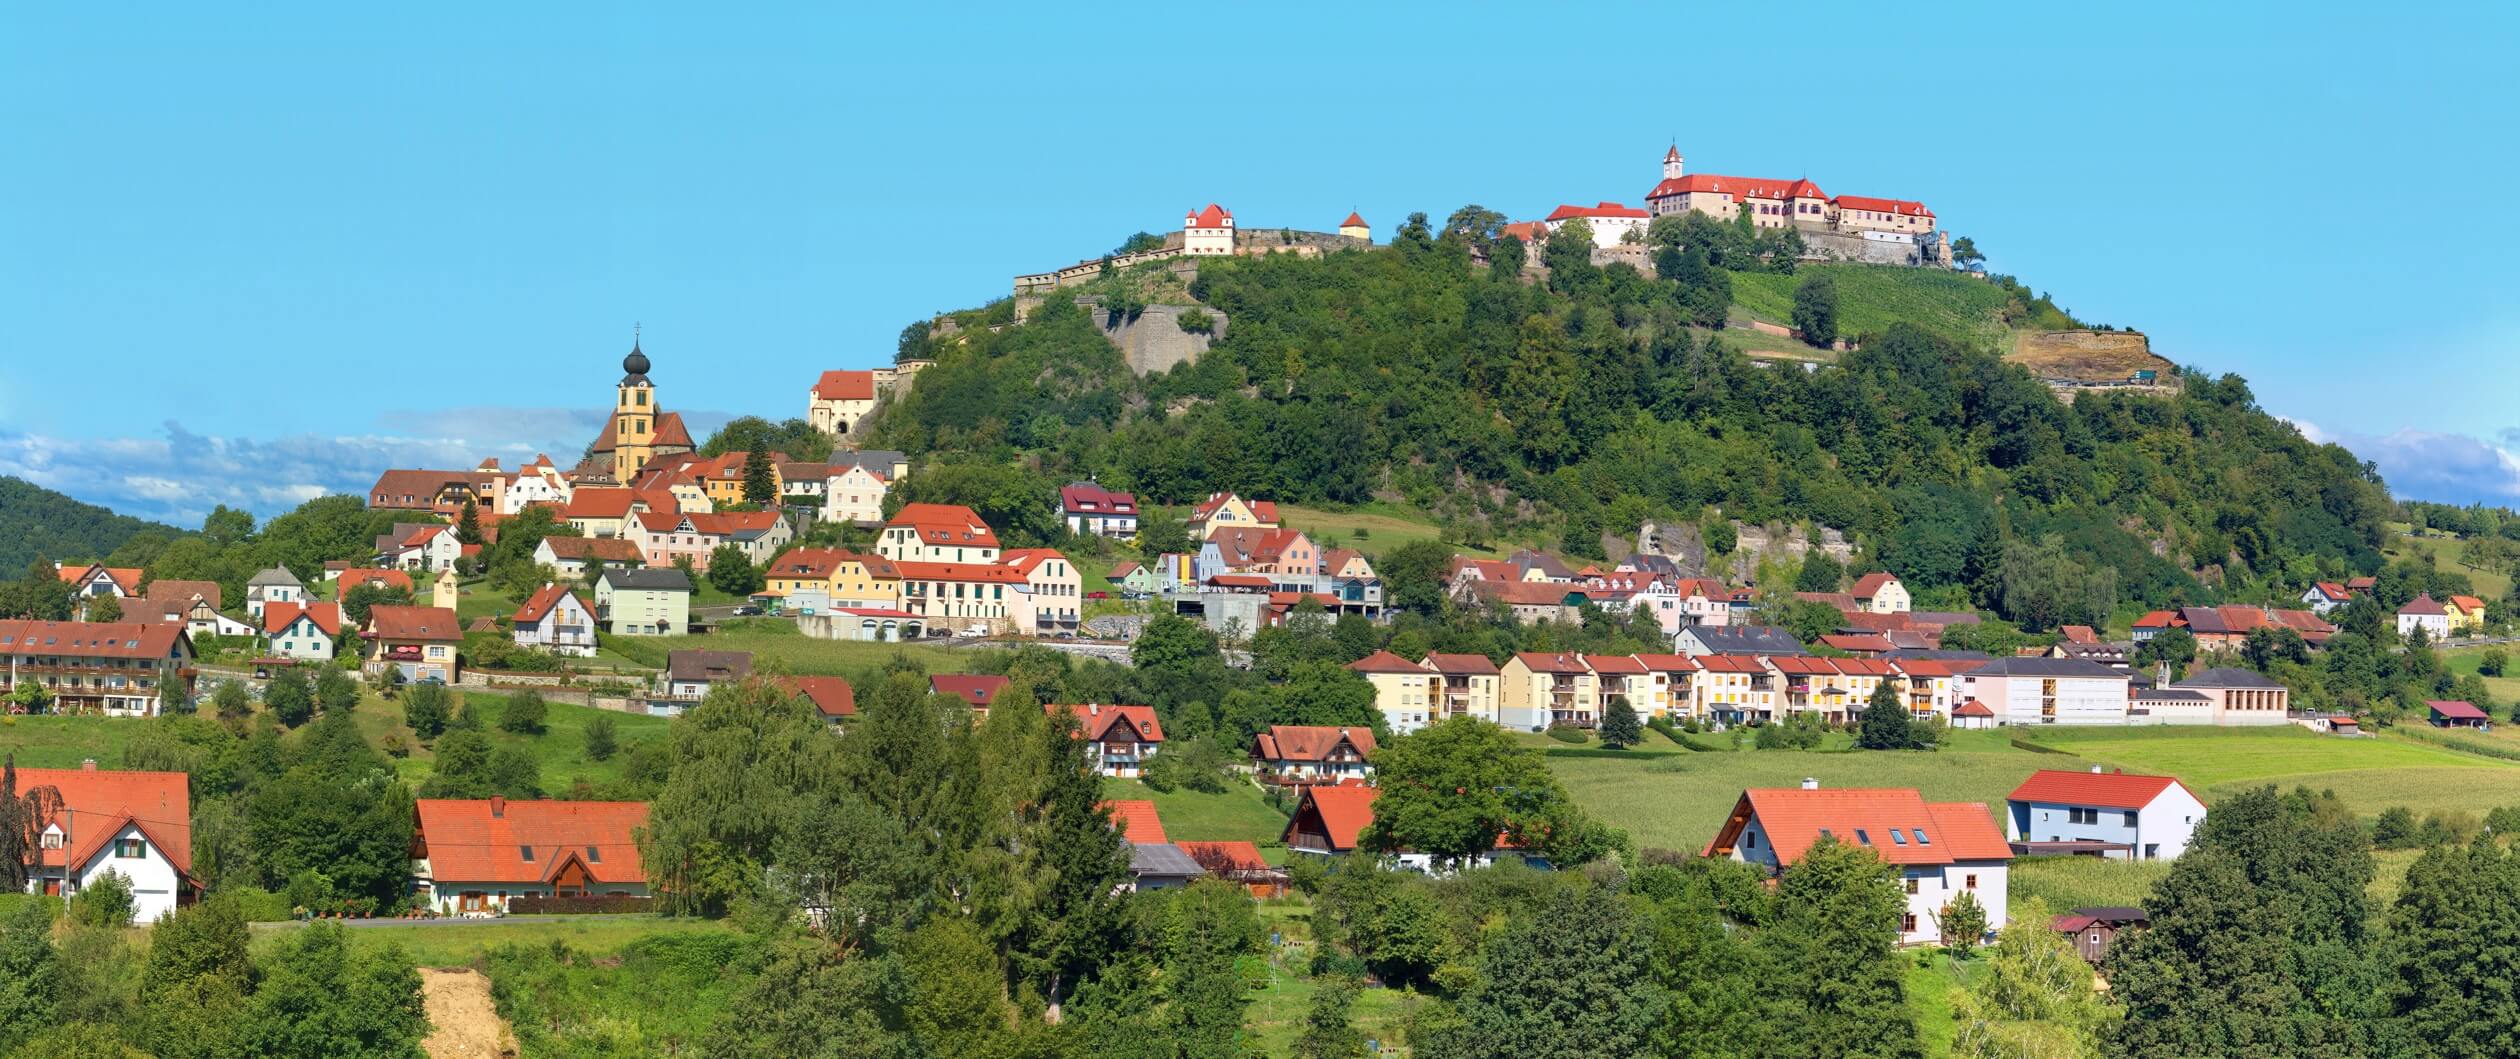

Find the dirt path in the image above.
[{"left": 419, "top": 968, "right": 519, "bottom": 1059}]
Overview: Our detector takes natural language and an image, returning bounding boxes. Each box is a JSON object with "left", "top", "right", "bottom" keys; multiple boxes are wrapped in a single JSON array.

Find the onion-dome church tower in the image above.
[{"left": 586, "top": 331, "right": 694, "bottom": 483}]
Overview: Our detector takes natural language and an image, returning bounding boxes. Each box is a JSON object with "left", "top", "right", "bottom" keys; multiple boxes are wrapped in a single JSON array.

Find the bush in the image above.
[
  {"left": 220, "top": 886, "right": 294, "bottom": 923},
  {"left": 500, "top": 690, "right": 550, "bottom": 735},
  {"left": 1545, "top": 725, "right": 1591, "bottom": 744},
  {"left": 585, "top": 714, "right": 619, "bottom": 762},
  {"left": 404, "top": 683, "right": 451, "bottom": 738},
  {"left": 69, "top": 869, "right": 135, "bottom": 927}
]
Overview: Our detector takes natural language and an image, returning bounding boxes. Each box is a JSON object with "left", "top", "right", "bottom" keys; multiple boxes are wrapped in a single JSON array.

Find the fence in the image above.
[{"left": 507, "top": 894, "right": 653, "bottom": 915}]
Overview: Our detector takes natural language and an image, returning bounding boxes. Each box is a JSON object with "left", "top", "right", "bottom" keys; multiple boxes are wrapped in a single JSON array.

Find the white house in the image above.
[
  {"left": 1184, "top": 203, "right": 1235, "bottom": 255},
  {"left": 1060, "top": 482, "right": 1140, "bottom": 540},
  {"left": 533, "top": 535, "right": 647, "bottom": 580},
  {"left": 260, "top": 601, "right": 344, "bottom": 662},
  {"left": 1957, "top": 657, "right": 2130, "bottom": 726},
  {"left": 413, "top": 797, "right": 649, "bottom": 914},
  {"left": 511, "top": 583, "right": 599, "bottom": 658},
  {"left": 1541, "top": 202, "right": 1651, "bottom": 247},
  {"left": 1852, "top": 572, "right": 1911, "bottom": 614},
  {"left": 244, "top": 566, "right": 306, "bottom": 620},
  {"left": 1704, "top": 782, "right": 2011, "bottom": 946},
  {"left": 1055, "top": 703, "right": 1163, "bottom": 777},
  {"left": 499, "top": 456, "right": 574, "bottom": 513},
  {"left": 823, "top": 463, "right": 890, "bottom": 524},
  {"left": 2005, "top": 767, "right": 2207, "bottom": 862},
  {"left": 14, "top": 764, "right": 195, "bottom": 924},
  {"left": 2398, "top": 594, "right": 2452, "bottom": 641},
  {"left": 2300, "top": 581, "right": 2351, "bottom": 615}
]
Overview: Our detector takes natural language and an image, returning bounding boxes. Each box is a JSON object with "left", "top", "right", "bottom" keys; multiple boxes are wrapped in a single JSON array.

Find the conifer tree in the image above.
[{"left": 1762, "top": 837, "right": 1924, "bottom": 1059}]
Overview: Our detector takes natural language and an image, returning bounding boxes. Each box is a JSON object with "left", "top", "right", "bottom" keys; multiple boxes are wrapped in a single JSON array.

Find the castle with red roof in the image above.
[{"left": 1642, "top": 144, "right": 1946, "bottom": 263}]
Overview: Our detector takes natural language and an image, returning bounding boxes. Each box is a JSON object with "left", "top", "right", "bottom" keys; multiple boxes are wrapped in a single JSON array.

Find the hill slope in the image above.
[
  {"left": 872, "top": 230, "right": 2391, "bottom": 625},
  {"left": 0, "top": 475, "right": 184, "bottom": 572}
]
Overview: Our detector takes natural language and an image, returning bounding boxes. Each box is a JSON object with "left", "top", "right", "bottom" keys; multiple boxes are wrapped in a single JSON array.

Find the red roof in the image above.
[
  {"left": 539, "top": 536, "right": 646, "bottom": 563},
  {"left": 367, "top": 605, "right": 462, "bottom": 642},
  {"left": 1647, "top": 173, "right": 1829, "bottom": 202},
  {"left": 1632, "top": 652, "right": 1700, "bottom": 672},
  {"left": 336, "top": 568, "right": 414, "bottom": 598},
  {"left": 2008, "top": 768, "right": 2194, "bottom": 810},
  {"left": 782, "top": 676, "right": 857, "bottom": 719},
  {"left": 2060, "top": 625, "right": 2097, "bottom": 644},
  {"left": 1694, "top": 654, "right": 1769, "bottom": 674},
  {"left": 1186, "top": 203, "right": 1233, "bottom": 228},
  {"left": 2310, "top": 581, "right": 2351, "bottom": 602},
  {"left": 415, "top": 799, "right": 648, "bottom": 886},
  {"left": 261, "top": 601, "right": 343, "bottom": 638},
  {"left": 1833, "top": 194, "right": 1934, "bottom": 219},
  {"left": 811, "top": 369, "right": 877, "bottom": 402},
  {"left": 1420, "top": 652, "right": 1500, "bottom": 675},
  {"left": 56, "top": 564, "right": 144, "bottom": 594},
  {"left": 1952, "top": 699, "right": 1995, "bottom": 718},
  {"left": 1340, "top": 211, "right": 1367, "bottom": 228},
  {"left": 1208, "top": 574, "right": 1273, "bottom": 588},
  {"left": 649, "top": 412, "right": 694, "bottom": 449},
  {"left": 930, "top": 674, "right": 1011, "bottom": 708},
  {"left": 1497, "top": 220, "right": 1549, "bottom": 243},
  {"left": 2401, "top": 594, "right": 2447, "bottom": 616},
  {"left": 16, "top": 766, "right": 193, "bottom": 878},
  {"left": 1188, "top": 492, "right": 1278, "bottom": 527},
  {"left": 1544, "top": 201, "right": 1649, "bottom": 221},
  {"left": 1851, "top": 572, "right": 1900, "bottom": 598},
  {"left": 2451, "top": 595, "right": 2486, "bottom": 613},
  {"left": 1584, "top": 653, "right": 1648, "bottom": 675},
  {"left": 1346, "top": 649, "right": 1427, "bottom": 675},
  {"left": 1287, "top": 782, "right": 1379, "bottom": 852},
  {"left": 513, "top": 584, "right": 588, "bottom": 624},
  {"left": 1104, "top": 800, "right": 1168, "bottom": 843},
  {"left": 1705, "top": 788, "right": 2011, "bottom": 866},
  {"left": 1177, "top": 840, "right": 1268, "bottom": 873},
  {"left": 1060, "top": 483, "right": 1139, "bottom": 515},
  {"left": 2133, "top": 610, "right": 2180, "bottom": 629},
  {"left": 1513, "top": 651, "right": 1590, "bottom": 674},
  {"left": 2429, "top": 700, "right": 2490, "bottom": 721},
  {"left": 887, "top": 503, "right": 1000, "bottom": 550},
  {"left": 1820, "top": 634, "right": 1893, "bottom": 654},
  {"left": 0, "top": 620, "right": 189, "bottom": 661},
  {"left": 1253, "top": 724, "right": 1377, "bottom": 763},
  {"left": 1053, "top": 703, "right": 1164, "bottom": 744}
]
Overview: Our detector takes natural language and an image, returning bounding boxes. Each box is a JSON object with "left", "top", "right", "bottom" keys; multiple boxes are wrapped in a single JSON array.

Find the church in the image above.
[{"left": 580, "top": 337, "right": 695, "bottom": 484}]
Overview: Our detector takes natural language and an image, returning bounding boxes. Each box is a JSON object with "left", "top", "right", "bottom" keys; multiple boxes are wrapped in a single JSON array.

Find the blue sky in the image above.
[{"left": 5, "top": 2, "right": 2516, "bottom": 524}]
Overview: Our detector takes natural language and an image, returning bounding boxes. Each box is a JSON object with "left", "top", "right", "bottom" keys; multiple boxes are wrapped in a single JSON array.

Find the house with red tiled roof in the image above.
[
  {"left": 630, "top": 509, "right": 792, "bottom": 573},
  {"left": 2398, "top": 594, "right": 2452, "bottom": 641},
  {"left": 2300, "top": 581, "right": 2353, "bottom": 615},
  {"left": 807, "top": 370, "right": 880, "bottom": 436},
  {"left": 1337, "top": 212, "right": 1371, "bottom": 242},
  {"left": 2006, "top": 767, "right": 2206, "bottom": 861},
  {"left": 335, "top": 568, "right": 415, "bottom": 606},
  {"left": 1951, "top": 699, "right": 1997, "bottom": 729},
  {"left": 1705, "top": 782, "right": 2010, "bottom": 945},
  {"left": 879, "top": 503, "right": 1000, "bottom": 564},
  {"left": 14, "top": 764, "right": 196, "bottom": 923},
  {"left": 1643, "top": 145, "right": 1936, "bottom": 246},
  {"left": 55, "top": 562, "right": 143, "bottom": 599},
  {"left": 2447, "top": 595, "right": 2489, "bottom": 635},
  {"left": 1104, "top": 799, "right": 1169, "bottom": 844},
  {"left": 1284, "top": 781, "right": 1379, "bottom": 857},
  {"left": 1183, "top": 203, "right": 1235, "bottom": 255},
  {"left": 533, "top": 535, "right": 647, "bottom": 580},
  {"left": 2428, "top": 699, "right": 2491, "bottom": 729},
  {"left": 930, "top": 674, "right": 1011, "bottom": 715},
  {"left": 261, "top": 601, "right": 345, "bottom": 663},
  {"left": 0, "top": 620, "right": 195, "bottom": 716},
  {"left": 1252, "top": 724, "right": 1378, "bottom": 783},
  {"left": 1418, "top": 653, "right": 1502, "bottom": 724},
  {"left": 1060, "top": 482, "right": 1139, "bottom": 540},
  {"left": 1051, "top": 703, "right": 1164, "bottom": 777},
  {"left": 1539, "top": 202, "right": 1651, "bottom": 247},
  {"left": 1631, "top": 653, "right": 1700, "bottom": 719},
  {"left": 1002, "top": 548, "right": 1083, "bottom": 636},
  {"left": 413, "top": 797, "right": 649, "bottom": 914},
  {"left": 1500, "top": 652, "right": 1598, "bottom": 730},
  {"left": 781, "top": 676, "right": 857, "bottom": 725},
  {"left": 1850, "top": 572, "right": 1910, "bottom": 614},
  {"left": 511, "top": 584, "right": 598, "bottom": 658},
  {"left": 1185, "top": 492, "right": 1279, "bottom": 540},
  {"left": 1346, "top": 650, "right": 1437, "bottom": 733},
  {"left": 364, "top": 605, "right": 461, "bottom": 684}
]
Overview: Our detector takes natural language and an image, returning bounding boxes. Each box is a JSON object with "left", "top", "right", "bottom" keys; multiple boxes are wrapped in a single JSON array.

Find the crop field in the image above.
[
  {"left": 1729, "top": 263, "right": 2015, "bottom": 346},
  {"left": 1275, "top": 502, "right": 1509, "bottom": 560}
]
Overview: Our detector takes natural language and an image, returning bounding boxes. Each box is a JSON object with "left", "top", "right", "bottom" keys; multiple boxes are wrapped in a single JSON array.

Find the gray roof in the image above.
[
  {"left": 2133, "top": 687, "right": 2210, "bottom": 702},
  {"left": 2174, "top": 667, "right": 2288, "bottom": 690},
  {"left": 1130, "top": 843, "right": 1205, "bottom": 880},
  {"left": 831, "top": 450, "right": 906, "bottom": 472},
  {"left": 1910, "top": 611, "right": 1985, "bottom": 627},
  {"left": 1685, "top": 625, "right": 1808, "bottom": 656},
  {"left": 247, "top": 566, "right": 304, "bottom": 587},
  {"left": 1883, "top": 649, "right": 1995, "bottom": 662},
  {"left": 667, "top": 649, "right": 752, "bottom": 684},
  {"left": 600, "top": 568, "right": 693, "bottom": 592},
  {"left": 1969, "top": 657, "right": 2128, "bottom": 678}
]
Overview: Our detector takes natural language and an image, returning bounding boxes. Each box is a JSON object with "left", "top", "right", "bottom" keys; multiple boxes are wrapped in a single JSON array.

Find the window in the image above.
[
  {"left": 520, "top": 845, "right": 536, "bottom": 861},
  {"left": 1855, "top": 829, "right": 1872, "bottom": 846},
  {"left": 587, "top": 846, "right": 603, "bottom": 863},
  {"left": 1889, "top": 829, "right": 1908, "bottom": 846},
  {"left": 116, "top": 838, "right": 146, "bottom": 859},
  {"left": 1904, "top": 878, "right": 1918, "bottom": 895},
  {"left": 1914, "top": 829, "right": 1930, "bottom": 845},
  {"left": 1965, "top": 874, "right": 1978, "bottom": 889},
  {"left": 1901, "top": 914, "right": 1918, "bottom": 933},
  {"left": 2068, "top": 807, "right": 2099, "bottom": 825},
  {"left": 40, "top": 831, "right": 63, "bottom": 850}
]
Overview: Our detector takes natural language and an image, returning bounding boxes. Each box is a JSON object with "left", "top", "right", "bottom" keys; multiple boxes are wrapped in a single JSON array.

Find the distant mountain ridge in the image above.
[{"left": 0, "top": 475, "right": 185, "bottom": 573}]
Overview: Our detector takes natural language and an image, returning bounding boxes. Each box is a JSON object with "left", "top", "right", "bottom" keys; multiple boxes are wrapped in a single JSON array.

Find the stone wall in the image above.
[
  {"left": 1085, "top": 300, "right": 1228, "bottom": 375},
  {"left": 1798, "top": 229, "right": 1951, "bottom": 267}
]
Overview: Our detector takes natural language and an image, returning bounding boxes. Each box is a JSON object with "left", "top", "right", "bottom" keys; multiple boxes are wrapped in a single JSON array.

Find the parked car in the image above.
[
  {"left": 1086, "top": 590, "right": 1109, "bottom": 600},
  {"left": 732, "top": 605, "right": 763, "bottom": 616},
  {"left": 964, "top": 624, "right": 990, "bottom": 637}
]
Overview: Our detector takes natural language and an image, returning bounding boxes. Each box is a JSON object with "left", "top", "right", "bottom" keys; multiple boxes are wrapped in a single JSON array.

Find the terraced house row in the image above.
[{"left": 1348, "top": 648, "right": 2297, "bottom": 734}]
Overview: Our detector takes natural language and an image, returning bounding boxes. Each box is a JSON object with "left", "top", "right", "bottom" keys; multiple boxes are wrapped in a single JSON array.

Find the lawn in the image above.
[
  {"left": 2443, "top": 645, "right": 2520, "bottom": 703},
  {"left": 0, "top": 713, "right": 150, "bottom": 769},
  {"left": 1729, "top": 263, "right": 2016, "bottom": 347},
  {"left": 1245, "top": 896, "right": 1418, "bottom": 1056},
  {"left": 1541, "top": 729, "right": 2058, "bottom": 855},
  {"left": 2384, "top": 531, "right": 2513, "bottom": 603},
  {"left": 2015, "top": 725, "right": 2520, "bottom": 816},
  {"left": 598, "top": 619, "right": 961, "bottom": 677},
  {"left": 1904, "top": 950, "right": 1987, "bottom": 1059},
  {"left": 1103, "top": 777, "right": 1292, "bottom": 846},
  {"left": 1276, "top": 501, "right": 1507, "bottom": 560},
  {"left": 248, "top": 914, "right": 732, "bottom": 966}
]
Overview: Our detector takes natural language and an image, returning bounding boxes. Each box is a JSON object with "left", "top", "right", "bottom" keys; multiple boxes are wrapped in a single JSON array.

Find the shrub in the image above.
[
  {"left": 69, "top": 869, "right": 135, "bottom": 927},
  {"left": 1545, "top": 725, "right": 1590, "bottom": 744},
  {"left": 221, "top": 886, "right": 294, "bottom": 923},
  {"left": 500, "top": 690, "right": 549, "bottom": 735},
  {"left": 585, "top": 714, "right": 619, "bottom": 762}
]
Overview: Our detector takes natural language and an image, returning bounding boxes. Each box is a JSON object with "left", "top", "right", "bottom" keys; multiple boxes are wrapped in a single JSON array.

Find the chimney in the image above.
[
  {"left": 1801, "top": 777, "right": 1819, "bottom": 790},
  {"left": 81, "top": 758, "right": 98, "bottom": 771},
  {"left": 490, "top": 795, "right": 506, "bottom": 818}
]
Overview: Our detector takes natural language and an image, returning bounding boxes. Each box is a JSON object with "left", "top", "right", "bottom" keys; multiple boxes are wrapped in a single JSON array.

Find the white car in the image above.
[{"left": 964, "top": 624, "right": 990, "bottom": 637}]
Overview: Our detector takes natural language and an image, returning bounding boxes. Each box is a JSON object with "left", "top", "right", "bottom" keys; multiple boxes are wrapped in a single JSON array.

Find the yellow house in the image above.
[
  {"left": 1419, "top": 653, "right": 1501, "bottom": 724},
  {"left": 1498, "top": 651, "right": 1597, "bottom": 731},
  {"left": 2449, "top": 595, "right": 2488, "bottom": 635},
  {"left": 1187, "top": 492, "right": 1280, "bottom": 540},
  {"left": 1634, "top": 653, "right": 1699, "bottom": 719},
  {"left": 697, "top": 452, "right": 783, "bottom": 506},
  {"left": 1346, "top": 650, "right": 1440, "bottom": 734},
  {"left": 763, "top": 548, "right": 902, "bottom": 612},
  {"left": 1691, "top": 654, "right": 1777, "bottom": 724}
]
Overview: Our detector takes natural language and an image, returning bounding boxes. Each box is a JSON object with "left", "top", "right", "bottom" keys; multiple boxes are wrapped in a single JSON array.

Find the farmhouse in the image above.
[
  {"left": 2005, "top": 767, "right": 2207, "bottom": 861},
  {"left": 1704, "top": 782, "right": 2010, "bottom": 946},
  {"left": 12, "top": 764, "right": 196, "bottom": 924},
  {"left": 1054, "top": 703, "right": 1164, "bottom": 777},
  {"left": 1251, "top": 724, "right": 1377, "bottom": 784},
  {"left": 412, "top": 797, "right": 649, "bottom": 914},
  {"left": 511, "top": 583, "right": 599, "bottom": 658}
]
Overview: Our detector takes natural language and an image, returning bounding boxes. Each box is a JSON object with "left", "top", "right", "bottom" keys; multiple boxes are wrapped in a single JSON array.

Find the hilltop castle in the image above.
[{"left": 1521, "top": 147, "right": 1951, "bottom": 268}]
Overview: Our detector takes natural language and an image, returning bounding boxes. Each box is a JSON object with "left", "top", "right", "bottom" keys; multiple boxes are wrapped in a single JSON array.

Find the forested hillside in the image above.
[
  {"left": 869, "top": 213, "right": 2393, "bottom": 626},
  {"left": 0, "top": 476, "right": 183, "bottom": 573}
]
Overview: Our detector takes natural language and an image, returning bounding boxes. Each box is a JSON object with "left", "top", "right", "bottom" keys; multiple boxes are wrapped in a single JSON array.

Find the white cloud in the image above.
[{"left": 2288, "top": 418, "right": 2520, "bottom": 505}]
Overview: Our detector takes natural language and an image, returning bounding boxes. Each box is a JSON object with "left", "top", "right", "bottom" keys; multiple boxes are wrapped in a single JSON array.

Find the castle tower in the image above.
[
  {"left": 612, "top": 337, "right": 656, "bottom": 482},
  {"left": 1662, "top": 144, "right": 1685, "bottom": 181},
  {"left": 1338, "top": 211, "right": 1371, "bottom": 242}
]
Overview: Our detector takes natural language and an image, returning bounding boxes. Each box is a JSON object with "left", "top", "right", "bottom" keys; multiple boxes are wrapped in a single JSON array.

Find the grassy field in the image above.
[
  {"left": 248, "top": 914, "right": 733, "bottom": 966},
  {"left": 1276, "top": 501, "right": 1508, "bottom": 560},
  {"left": 2384, "top": 530, "right": 2513, "bottom": 602},
  {"left": 1103, "top": 777, "right": 1292, "bottom": 846},
  {"left": 598, "top": 619, "right": 962, "bottom": 676},
  {"left": 1729, "top": 264, "right": 2015, "bottom": 347},
  {"left": 1246, "top": 897, "right": 1417, "bottom": 1055},
  {"left": 2444, "top": 645, "right": 2520, "bottom": 704},
  {"left": 0, "top": 713, "right": 152, "bottom": 769},
  {"left": 1904, "top": 951, "right": 1987, "bottom": 1059},
  {"left": 2017, "top": 725, "right": 2520, "bottom": 816}
]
